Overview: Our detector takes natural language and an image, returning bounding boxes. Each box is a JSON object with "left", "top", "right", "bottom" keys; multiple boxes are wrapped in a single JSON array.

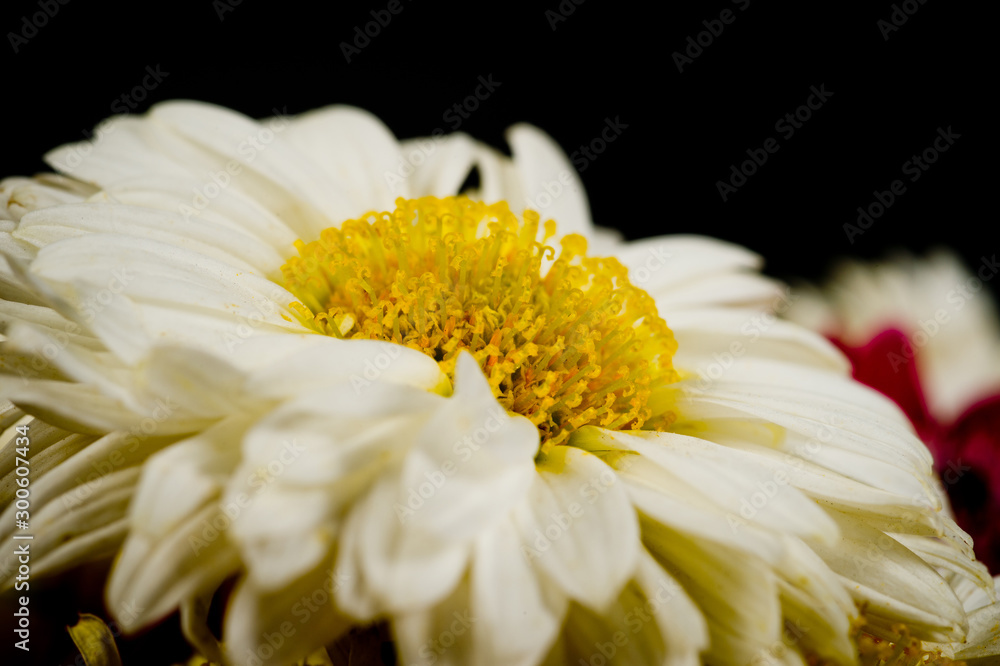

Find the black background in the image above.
[
  {"left": 1, "top": 0, "right": 993, "bottom": 288},
  {"left": 0, "top": 0, "right": 994, "bottom": 663}
]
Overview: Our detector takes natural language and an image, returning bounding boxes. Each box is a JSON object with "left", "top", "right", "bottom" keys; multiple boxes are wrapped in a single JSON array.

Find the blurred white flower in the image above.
[{"left": 787, "top": 252, "right": 1000, "bottom": 423}]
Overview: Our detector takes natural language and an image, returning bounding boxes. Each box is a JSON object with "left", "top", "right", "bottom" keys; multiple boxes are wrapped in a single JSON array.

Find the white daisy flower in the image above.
[{"left": 0, "top": 102, "right": 995, "bottom": 665}]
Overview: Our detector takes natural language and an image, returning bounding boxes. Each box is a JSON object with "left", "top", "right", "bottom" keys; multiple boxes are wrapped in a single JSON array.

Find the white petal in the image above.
[
  {"left": 620, "top": 457, "right": 788, "bottom": 563},
  {"left": 125, "top": 417, "right": 245, "bottom": 539},
  {"left": 775, "top": 538, "right": 856, "bottom": 665},
  {"left": 642, "top": 522, "right": 783, "bottom": 664},
  {"left": 24, "top": 475, "right": 134, "bottom": 575},
  {"left": 893, "top": 533, "right": 994, "bottom": 599},
  {"left": 43, "top": 115, "right": 193, "bottom": 187},
  {"left": 392, "top": 576, "right": 476, "bottom": 666},
  {"left": 0, "top": 420, "right": 89, "bottom": 507},
  {"left": 32, "top": 518, "right": 129, "bottom": 581},
  {"left": 0, "top": 376, "right": 149, "bottom": 434},
  {"left": 0, "top": 430, "right": 172, "bottom": 545},
  {"left": 470, "top": 142, "right": 523, "bottom": 207},
  {"left": 810, "top": 511, "right": 967, "bottom": 642},
  {"left": 0, "top": 174, "right": 96, "bottom": 222},
  {"left": 30, "top": 234, "right": 299, "bottom": 326},
  {"left": 675, "top": 373, "right": 937, "bottom": 503},
  {"left": 17, "top": 203, "right": 286, "bottom": 275},
  {"left": 601, "top": 429, "right": 839, "bottom": 545},
  {"left": 229, "top": 486, "right": 337, "bottom": 591},
  {"left": 283, "top": 105, "right": 407, "bottom": 211},
  {"left": 506, "top": 124, "right": 592, "bottom": 238},
  {"left": 956, "top": 598, "right": 1000, "bottom": 660},
  {"left": 469, "top": 520, "right": 563, "bottom": 666},
  {"left": 667, "top": 308, "right": 849, "bottom": 373},
  {"left": 108, "top": 503, "right": 242, "bottom": 629},
  {"left": 0, "top": 467, "right": 136, "bottom": 586},
  {"left": 516, "top": 445, "right": 639, "bottom": 611},
  {"left": 239, "top": 380, "right": 440, "bottom": 488},
  {"left": 336, "top": 472, "right": 469, "bottom": 617},
  {"left": 0, "top": 299, "right": 102, "bottom": 350},
  {"left": 150, "top": 101, "right": 356, "bottom": 232},
  {"left": 224, "top": 565, "right": 353, "bottom": 666},
  {"left": 102, "top": 175, "right": 300, "bottom": 255},
  {"left": 633, "top": 549, "right": 709, "bottom": 666},
  {"left": 399, "top": 352, "right": 537, "bottom": 541},
  {"left": 27, "top": 234, "right": 307, "bottom": 362},
  {"left": 560, "top": 552, "right": 708, "bottom": 666},
  {"left": 400, "top": 133, "right": 476, "bottom": 198},
  {"left": 180, "top": 593, "right": 224, "bottom": 666},
  {"left": 652, "top": 271, "right": 785, "bottom": 311},
  {"left": 3, "top": 322, "right": 137, "bottom": 406},
  {"left": 107, "top": 418, "right": 248, "bottom": 626},
  {"left": 138, "top": 345, "right": 257, "bottom": 422},
  {"left": 682, "top": 430, "right": 943, "bottom": 537},
  {"left": 612, "top": 235, "right": 762, "bottom": 296},
  {"left": 241, "top": 336, "right": 446, "bottom": 398},
  {"left": 0, "top": 231, "right": 35, "bottom": 261}
]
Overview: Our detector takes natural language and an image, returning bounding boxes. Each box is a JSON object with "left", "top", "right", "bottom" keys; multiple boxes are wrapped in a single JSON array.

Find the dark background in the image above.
[
  {"left": 0, "top": 0, "right": 993, "bottom": 288},
  {"left": 0, "top": 0, "right": 993, "bottom": 663}
]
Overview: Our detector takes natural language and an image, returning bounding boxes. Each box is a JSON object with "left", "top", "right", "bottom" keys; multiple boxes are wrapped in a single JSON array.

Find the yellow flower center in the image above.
[{"left": 280, "top": 196, "right": 679, "bottom": 449}]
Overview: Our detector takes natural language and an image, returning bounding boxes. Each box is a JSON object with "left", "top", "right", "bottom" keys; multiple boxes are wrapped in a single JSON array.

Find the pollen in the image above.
[
  {"left": 806, "top": 612, "right": 967, "bottom": 666},
  {"left": 851, "top": 619, "right": 966, "bottom": 666},
  {"left": 280, "top": 196, "right": 680, "bottom": 450}
]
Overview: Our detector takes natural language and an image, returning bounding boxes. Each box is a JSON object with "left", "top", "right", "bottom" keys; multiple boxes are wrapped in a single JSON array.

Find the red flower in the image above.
[{"left": 942, "top": 395, "right": 1000, "bottom": 575}]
